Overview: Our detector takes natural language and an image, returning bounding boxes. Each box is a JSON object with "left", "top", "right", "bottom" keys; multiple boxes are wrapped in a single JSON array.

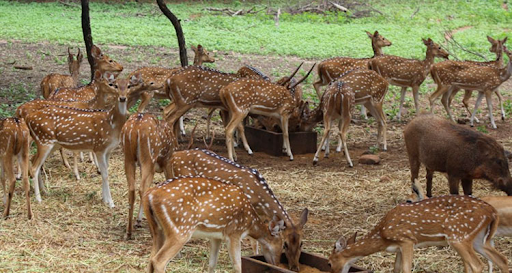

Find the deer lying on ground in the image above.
[
  {"left": 328, "top": 195, "right": 509, "bottom": 273},
  {"left": 170, "top": 148, "right": 309, "bottom": 271},
  {"left": 369, "top": 38, "right": 449, "bottom": 120},
  {"left": 220, "top": 63, "right": 315, "bottom": 161},
  {"left": 302, "top": 69, "right": 389, "bottom": 166},
  {"left": 120, "top": 112, "right": 176, "bottom": 239},
  {"left": 26, "top": 75, "right": 142, "bottom": 207},
  {"left": 143, "top": 176, "right": 285, "bottom": 273},
  {"left": 1, "top": 118, "right": 31, "bottom": 219},
  {"left": 404, "top": 113, "right": 512, "bottom": 198},
  {"left": 429, "top": 42, "right": 512, "bottom": 129},
  {"left": 444, "top": 36, "right": 508, "bottom": 123},
  {"left": 41, "top": 48, "right": 83, "bottom": 99}
]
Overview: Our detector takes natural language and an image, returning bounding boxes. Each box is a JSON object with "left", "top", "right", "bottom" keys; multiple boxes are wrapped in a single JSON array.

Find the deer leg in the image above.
[
  {"left": 226, "top": 236, "right": 243, "bottom": 273},
  {"left": 249, "top": 237, "right": 259, "bottom": 254},
  {"left": 95, "top": 151, "right": 114, "bottom": 208},
  {"left": 2, "top": 156, "right": 15, "bottom": 219},
  {"left": 375, "top": 102, "right": 387, "bottom": 151},
  {"left": 313, "top": 116, "right": 331, "bottom": 165},
  {"left": 461, "top": 178, "right": 473, "bottom": 196},
  {"left": 495, "top": 89, "right": 505, "bottom": 121},
  {"left": 208, "top": 239, "right": 222, "bottom": 273},
  {"left": 412, "top": 85, "right": 420, "bottom": 115},
  {"left": 441, "top": 89, "right": 456, "bottom": 122},
  {"left": 16, "top": 153, "right": 22, "bottom": 180},
  {"left": 397, "top": 87, "right": 407, "bottom": 121},
  {"left": 1, "top": 163, "right": 5, "bottom": 206},
  {"left": 20, "top": 140, "right": 32, "bottom": 219},
  {"left": 460, "top": 89, "right": 480, "bottom": 123},
  {"left": 280, "top": 116, "right": 293, "bottom": 161},
  {"left": 340, "top": 110, "right": 353, "bottom": 167},
  {"left": 484, "top": 91, "right": 497, "bottom": 129},
  {"left": 236, "top": 123, "right": 253, "bottom": 155},
  {"left": 429, "top": 84, "right": 450, "bottom": 114},
  {"left": 447, "top": 87, "right": 460, "bottom": 109},
  {"left": 397, "top": 241, "right": 414, "bottom": 273},
  {"left": 31, "top": 144, "right": 54, "bottom": 203},
  {"left": 470, "top": 92, "right": 485, "bottom": 127},
  {"left": 336, "top": 119, "right": 343, "bottom": 153},
  {"left": 73, "top": 152, "right": 80, "bottom": 180},
  {"left": 225, "top": 112, "right": 246, "bottom": 162},
  {"left": 60, "top": 148, "right": 71, "bottom": 169},
  {"left": 179, "top": 117, "right": 185, "bottom": 136},
  {"left": 426, "top": 168, "right": 434, "bottom": 198},
  {"left": 393, "top": 249, "right": 402, "bottom": 273},
  {"left": 150, "top": 237, "right": 187, "bottom": 273},
  {"left": 360, "top": 105, "right": 368, "bottom": 120},
  {"left": 450, "top": 241, "right": 484, "bottom": 273},
  {"left": 366, "top": 103, "right": 382, "bottom": 151},
  {"left": 473, "top": 227, "right": 509, "bottom": 273},
  {"left": 206, "top": 108, "right": 216, "bottom": 139},
  {"left": 137, "top": 163, "right": 155, "bottom": 229},
  {"left": 125, "top": 152, "right": 137, "bottom": 240}
]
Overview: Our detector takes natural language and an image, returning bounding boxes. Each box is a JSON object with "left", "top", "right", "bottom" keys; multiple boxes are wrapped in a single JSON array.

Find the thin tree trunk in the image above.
[
  {"left": 81, "top": 0, "right": 95, "bottom": 82},
  {"left": 156, "top": 0, "right": 188, "bottom": 67}
]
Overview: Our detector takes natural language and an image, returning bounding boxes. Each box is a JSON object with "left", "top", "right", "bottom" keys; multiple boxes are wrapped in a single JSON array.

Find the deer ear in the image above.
[
  {"left": 190, "top": 45, "right": 197, "bottom": 52},
  {"left": 334, "top": 236, "right": 347, "bottom": 253},
  {"left": 130, "top": 73, "right": 142, "bottom": 85},
  {"left": 487, "top": 36, "right": 497, "bottom": 44},
  {"left": 299, "top": 208, "right": 308, "bottom": 228},
  {"left": 67, "top": 47, "right": 74, "bottom": 62},
  {"left": 502, "top": 37, "right": 508, "bottom": 44},
  {"left": 269, "top": 217, "right": 285, "bottom": 236},
  {"left": 77, "top": 49, "right": 84, "bottom": 63},
  {"left": 365, "top": 31, "right": 373, "bottom": 38},
  {"left": 422, "top": 38, "right": 432, "bottom": 46},
  {"left": 104, "top": 72, "right": 115, "bottom": 83},
  {"left": 197, "top": 44, "right": 204, "bottom": 52},
  {"left": 91, "top": 45, "right": 101, "bottom": 58},
  {"left": 93, "top": 70, "right": 102, "bottom": 80},
  {"left": 347, "top": 232, "right": 357, "bottom": 244}
]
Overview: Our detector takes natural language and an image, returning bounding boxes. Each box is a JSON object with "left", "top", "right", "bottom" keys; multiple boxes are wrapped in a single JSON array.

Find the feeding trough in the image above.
[
  {"left": 244, "top": 126, "right": 317, "bottom": 157},
  {"left": 242, "top": 252, "right": 372, "bottom": 273}
]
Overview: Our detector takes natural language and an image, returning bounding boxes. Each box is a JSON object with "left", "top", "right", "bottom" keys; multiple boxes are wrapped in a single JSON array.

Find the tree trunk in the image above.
[
  {"left": 81, "top": 0, "right": 95, "bottom": 82},
  {"left": 156, "top": 0, "right": 188, "bottom": 67}
]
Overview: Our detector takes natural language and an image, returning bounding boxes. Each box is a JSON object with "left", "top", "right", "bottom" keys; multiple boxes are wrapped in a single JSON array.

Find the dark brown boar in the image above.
[{"left": 404, "top": 113, "right": 512, "bottom": 197}]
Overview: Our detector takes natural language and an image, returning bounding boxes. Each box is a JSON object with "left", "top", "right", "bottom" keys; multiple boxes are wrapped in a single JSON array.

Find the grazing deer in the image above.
[
  {"left": 404, "top": 114, "right": 512, "bottom": 198},
  {"left": 302, "top": 69, "right": 389, "bottom": 166},
  {"left": 220, "top": 63, "right": 315, "bottom": 161},
  {"left": 369, "top": 38, "right": 449, "bottom": 120},
  {"left": 121, "top": 113, "right": 176, "bottom": 239},
  {"left": 143, "top": 176, "right": 285, "bottom": 273},
  {"left": 25, "top": 75, "right": 142, "bottom": 207},
  {"left": 40, "top": 47, "right": 83, "bottom": 99},
  {"left": 170, "top": 148, "right": 309, "bottom": 271},
  {"left": 1, "top": 118, "right": 31, "bottom": 219},
  {"left": 328, "top": 195, "right": 509, "bottom": 273},
  {"left": 313, "top": 31, "right": 392, "bottom": 98},
  {"left": 429, "top": 43, "right": 512, "bottom": 129},
  {"left": 445, "top": 36, "right": 508, "bottom": 122}
]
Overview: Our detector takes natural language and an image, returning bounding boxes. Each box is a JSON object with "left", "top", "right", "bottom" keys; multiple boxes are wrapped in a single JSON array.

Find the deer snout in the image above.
[
  {"left": 289, "top": 264, "right": 300, "bottom": 272},
  {"left": 119, "top": 97, "right": 127, "bottom": 102}
]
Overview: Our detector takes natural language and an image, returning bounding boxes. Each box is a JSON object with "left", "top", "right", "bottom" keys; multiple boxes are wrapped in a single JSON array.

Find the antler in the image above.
[
  {"left": 186, "top": 122, "right": 199, "bottom": 150},
  {"left": 289, "top": 63, "right": 316, "bottom": 90},
  {"left": 280, "top": 62, "right": 304, "bottom": 86},
  {"left": 203, "top": 129, "right": 215, "bottom": 150}
]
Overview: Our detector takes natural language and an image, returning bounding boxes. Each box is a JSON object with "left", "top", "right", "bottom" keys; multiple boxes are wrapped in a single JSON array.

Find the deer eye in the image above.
[
  {"left": 328, "top": 262, "right": 332, "bottom": 268},
  {"left": 109, "top": 60, "right": 113, "bottom": 63},
  {"left": 283, "top": 242, "right": 288, "bottom": 250},
  {"left": 109, "top": 83, "right": 113, "bottom": 87}
]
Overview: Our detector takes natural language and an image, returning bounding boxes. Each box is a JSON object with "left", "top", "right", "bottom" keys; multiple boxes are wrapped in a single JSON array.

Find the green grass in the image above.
[{"left": 0, "top": 0, "right": 510, "bottom": 59}]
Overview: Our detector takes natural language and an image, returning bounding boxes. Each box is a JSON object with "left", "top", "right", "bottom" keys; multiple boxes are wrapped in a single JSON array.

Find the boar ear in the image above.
[{"left": 476, "top": 139, "right": 492, "bottom": 156}]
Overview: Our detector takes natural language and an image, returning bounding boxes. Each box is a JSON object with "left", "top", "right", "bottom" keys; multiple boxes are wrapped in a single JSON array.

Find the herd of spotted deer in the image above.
[{"left": 1, "top": 30, "right": 512, "bottom": 273}]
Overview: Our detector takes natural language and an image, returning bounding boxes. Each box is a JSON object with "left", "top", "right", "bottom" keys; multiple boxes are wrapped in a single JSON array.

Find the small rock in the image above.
[
  {"left": 359, "top": 154, "right": 381, "bottom": 165},
  {"left": 379, "top": 175, "right": 391, "bottom": 183}
]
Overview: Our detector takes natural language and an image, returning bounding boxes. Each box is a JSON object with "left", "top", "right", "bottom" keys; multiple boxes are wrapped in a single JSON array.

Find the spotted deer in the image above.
[
  {"left": 303, "top": 69, "right": 389, "bottom": 167},
  {"left": 1, "top": 118, "right": 31, "bottom": 219},
  {"left": 313, "top": 30, "right": 392, "bottom": 98},
  {"left": 328, "top": 195, "right": 509, "bottom": 273},
  {"left": 236, "top": 65, "right": 271, "bottom": 81},
  {"left": 445, "top": 36, "right": 508, "bottom": 122},
  {"left": 170, "top": 148, "right": 309, "bottom": 271},
  {"left": 25, "top": 75, "right": 142, "bottom": 207},
  {"left": 220, "top": 63, "right": 315, "bottom": 161},
  {"left": 369, "top": 38, "right": 449, "bottom": 120},
  {"left": 429, "top": 43, "right": 512, "bottom": 129},
  {"left": 40, "top": 48, "right": 83, "bottom": 99},
  {"left": 121, "top": 113, "right": 176, "bottom": 239},
  {"left": 143, "top": 176, "right": 285, "bottom": 273}
]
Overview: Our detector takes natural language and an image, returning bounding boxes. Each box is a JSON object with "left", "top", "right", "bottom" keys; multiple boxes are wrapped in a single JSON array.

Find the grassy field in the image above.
[{"left": 1, "top": 1, "right": 512, "bottom": 273}]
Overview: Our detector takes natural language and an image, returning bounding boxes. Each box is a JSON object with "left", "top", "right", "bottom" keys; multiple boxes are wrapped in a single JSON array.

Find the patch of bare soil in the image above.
[{"left": 1, "top": 40, "right": 511, "bottom": 272}]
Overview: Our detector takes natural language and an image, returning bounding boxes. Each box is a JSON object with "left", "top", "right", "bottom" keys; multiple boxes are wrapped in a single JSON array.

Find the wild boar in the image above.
[{"left": 404, "top": 113, "right": 512, "bottom": 197}]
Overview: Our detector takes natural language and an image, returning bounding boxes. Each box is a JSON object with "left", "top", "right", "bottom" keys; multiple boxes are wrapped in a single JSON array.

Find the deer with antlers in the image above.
[
  {"left": 302, "top": 69, "right": 389, "bottom": 166},
  {"left": 121, "top": 112, "right": 177, "bottom": 239},
  {"left": 369, "top": 38, "right": 449, "bottom": 120},
  {"left": 430, "top": 43, "right": 512, "bottom": 129},
  {"left": 143, "top": 176, "right": 285, "bottom": 273},
  {"left": 219, "top": 63, "right": 315, "bottom": 161},
  {"left": 1, "top": 118, "right": 31, "bottom": 219},
  {"left": 328, "top": 195, "right": 509, "bottom": 273},
  {"left": 25, "top": 75, "right": 142, "bottom": 207},
  {"left": 444, "top": 36, "right": 508, "bottom": 122},
  {"left": 170, "top": 146, "right": 309, "bottom": 271},
  {"left": 40, "top": 48, "right": 83, "bottom": 99}
]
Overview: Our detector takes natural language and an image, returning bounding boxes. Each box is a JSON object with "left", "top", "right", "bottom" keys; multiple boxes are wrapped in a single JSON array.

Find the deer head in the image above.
[
  {"left": 91, "top": 45, "right": 123, "bottom": 76},
  {"left": 191, "top": 44, "right": 215, "bottom": 65}
]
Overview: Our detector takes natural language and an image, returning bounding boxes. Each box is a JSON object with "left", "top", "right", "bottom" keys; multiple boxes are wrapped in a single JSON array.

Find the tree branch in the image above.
[{"left": 156, "top": 0, "right": 188, "bottom": 67}]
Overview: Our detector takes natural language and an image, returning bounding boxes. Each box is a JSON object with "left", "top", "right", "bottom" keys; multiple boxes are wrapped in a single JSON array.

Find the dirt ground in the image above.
[{"left": 1, "top": 40, "right": 511, "bottom": 272}]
